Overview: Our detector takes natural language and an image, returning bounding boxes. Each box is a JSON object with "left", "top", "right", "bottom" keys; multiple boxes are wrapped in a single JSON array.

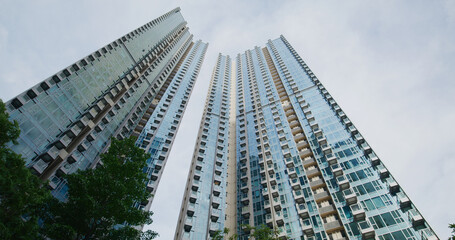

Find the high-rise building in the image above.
[
  {"left": 175, "top": 36, "right": 438, "bottom": 240},
  {"left": 4, "top": 8, "right": 208, "bottom": 212}
]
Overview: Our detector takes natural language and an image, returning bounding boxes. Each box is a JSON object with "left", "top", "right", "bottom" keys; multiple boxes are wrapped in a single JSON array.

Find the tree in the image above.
[
  {"left": 0, "top": 99, "right": 52, "bottom": 239},
  {"left": 211, "top": 227, "right": 238, "bottom": 240},
  {"left": 449, "top": 223, "right": 455, "bottom": 240},
  {"left": 243, "top": 224, "right": 282, "bottom": 240},
  {"left": 41, "top": 137, "right": 158, "bottom": 240}
]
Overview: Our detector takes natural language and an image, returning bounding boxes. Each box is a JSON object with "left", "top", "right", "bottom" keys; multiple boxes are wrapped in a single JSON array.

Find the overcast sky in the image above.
[{"left": 1, "top": 0, "right": 454, "bottom": 238}]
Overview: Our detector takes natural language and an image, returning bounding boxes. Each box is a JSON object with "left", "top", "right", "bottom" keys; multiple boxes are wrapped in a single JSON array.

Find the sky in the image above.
[{"left": 1, "top": 0, "right": 454, "bottom": 238}]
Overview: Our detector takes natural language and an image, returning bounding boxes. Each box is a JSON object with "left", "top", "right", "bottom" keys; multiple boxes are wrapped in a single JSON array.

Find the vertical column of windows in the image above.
[{"left": 265, "top": 43, "right": 349, "bottom": 239}]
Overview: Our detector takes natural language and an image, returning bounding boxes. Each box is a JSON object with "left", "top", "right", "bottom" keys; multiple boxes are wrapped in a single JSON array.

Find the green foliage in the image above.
[
  {"left": 41, "top": 137, "right": 158, "bottom": 240},
  {"left": 0, "top": 100, "right": 20, "bottom": 147},
  {"left": 211, "top": 227, "right": 238, "bottom": 240},
  {"left": 449, "top": 223, "right": 455, "bottom": 240},
  {"left": 243, "top": 224, "right": 281, "bottom": 240},
  {"left": 0, "top": 99, "right": 52, "bottom": 239}
]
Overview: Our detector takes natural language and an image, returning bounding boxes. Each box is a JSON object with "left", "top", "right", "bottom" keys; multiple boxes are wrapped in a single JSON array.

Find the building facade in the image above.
[
  {"left": 5, "top": 8, "right": 208, "bottom": 210},
  {"left": 175, "top": 36, "right": 438, "bottom": 240}
]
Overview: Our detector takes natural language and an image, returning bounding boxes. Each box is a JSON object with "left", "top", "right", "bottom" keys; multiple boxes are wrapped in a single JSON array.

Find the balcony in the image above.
[
  {"left": 287, "top": 114, "right": 297, "bottom": 121},
  {"left": 184, "top": 216, "right": 193, "bottom": 232},
  {"left": 324, "top": 219, "right": 343, "bottom": 233},
  {"left": 292, "top": 127, "right": 303, "bottom": 135},
  {"left": 67, "top": 124, "right": 82, "bottom": 137},
  {"left": 285, "top": 108, "right": 294, "bottom": 116},
  {"left": 213, "top": 185, "right": 221, "bottom": 197},
  {"left": 299, "top": 148, "right": 312, "bottom": 159},
  {"left": 55, "top": 134, "right": 72, "bottom": 149},
  {"left": 354, "top": 133, "right": 364, "bottom": 144},
  {"left": 306, "top": 167, "right": 320, "bottom": 178},
  {"left": 56, "top": 164, "right": 71, "bottom": 177},
  {"left": 314, "top": 190, "right": 330, "bottom": 203},
  {"left": 358, "top": 221, "right": 375, "bottom": 240},
  {"left": 191, "top": 180, "right": 200, "bottom": 191},
  {"left": 40, "top": 145, "right": 63, "bottom": 162},
  {"left": 408, "top": 209, "right": 424, "bottom": 228},
  {"left": 289, "top": 120, "right": 299, "bottom": 128},
  {"left": 195, "top": 161, "right": 202, "bottom": 170},
  {"left": 317, "top": 135, "right": 327, "bottom": 145},
  {"left": 260, "top": 166, "right": 266, "bottom": 176},
  {"left": 319, "top": 204, "right": 337, "bottom": 217},
  {"left": 214, "top": 175, "right": 222, "bottom": 185},
  {"left": 306, "top": 114, "right": 315, "bottom": 122},
  {"left": 265, "top": 213, "right": 273, "bottom": 227},
  {"left": 343, "top": 117, "right": 352, "bottom": 127},
  {"left": 240, "top": 171, "right": 248, "bottom": 182},
  {"left": 290, "top": 178, "right": 301, "bottom": 190},
  {"left": 343, "top": 188, "right": 357, "bottom": 205},
  {"left": 300, "top": 102, "right": 309, "bottom": 109},
  {"left": 309, "top": 178, "right": 325, "bottom": 190},
  {"left": 150, "top": 171, "right": 159, "bottom": 181},
  {"left": 297, "top": 203, "right": 309, "bottom": 218},
  {"left": 241, "top": 206, "right": 250, "bottom": 218},
  {"left": 302, "top": 157, "right": 316, "bottom": 168},
  {"left": 86, "top": 108, "right": 99, "bottom": 119},
  {"left": 193, "top": 170, "right": 201, "bottom": 181},
  {"left": 336, "top": 175, "right": 350, "bottom": 190},
  {"left": 189, "top": 191, "right": 197, "bottom": 203},
  {"left": 303, "top": 108, "right": 312, "bottom": 115},
  {"left": 261, "top": 177, "right": 268, "bottom": 187},
  {"left": 240, "top": 182, "right": 249, "bottom": 193},
  {"left": 396, "top": 192, "right": 411, "bottom": 209},
  {"left": 351, "top": 203, "right": 366, "bottom": 221},
  {"left": 282, "top": 147, "right": 291, "bottom": 158},
  {"left": 187, "top": 203, "right": 195, "bottom": 217},
  {"left": 214, "top": 165, "right": 223, "bottom": 175},
  {"left": 272, "top": 197, "right": 282, "bottom": 211},
  {"left": 48, "top": 176, "right": 59, "bottom": 189},
  {"left": 309, "top": 120, "right": 318, "bottom": 129},
  {"left": 326, "top": 154, "right": 337, "bottom": 165},
  {"left": 348, "top": 125, "right": 358, "bottom": 135},
  {"left": 385, "top": 177, "right": 399, "bottom": 194},
  {"left": 31, "top": 160, "right": 48, "bottom": 175},
  {"left": 264, "top": 200, "right": 271, "bottom": 213},
  {"left": 293, "top": 189, "right": 305, "bottom": 203},
  {"left": 209, "top": 222, "right": 221, "bottom": 236},
  {"left": 275, "top": 211, "right": 284, "bottom": 226},
  {"left": 294, "top": 133, "right": 305, "bottom": 142},
  {"left": 313, "top": 128, "right": 323, "bottom": 136},
  {"left": 269, "top": 174, "right": 277, "bottom": 185},
  {"left": 212, "top": 196, "right": 220, "bottom": 209},
  {"left": 288, "top": 167, "right": 297, "bottom": 179},
  {"left": 368, "top": 154, "right": 380, "bottom": 166},
  {"left": 360, "top": 142, "right": 372, "bottom": 154},
  {"left": 329, "top": 232, "right": 347, "bottom": 240},
  {"left": 301, "top": 219, "right": 314, "bottom": 236},
  {"left": 77, "top": 142, "right": 88, "bottom": 152},
  {"left": 240, "top": 162, "right": 248, "bottom": 172},
  {"left": 420, "top": 228, "right": 439, "bottom": 240},
  {"left": 321, "top": 144, "right": 332, "bottom": 154},
  {"left": 331, "top": 164, "right": 343, "bottom": 177},
  {"left": 146, "top": 180, "right": 154, "bottom": 193},
  {"left": 296, "top": 140, "right": 309, "bottom": 150},
  {"left": 377, "top": 165, "right": 389, "bottom": 179},
  {"left": 285, "top": 157, "right": 294, "bottom": 168},
  {"left": 270, "top": 185, "right": 279, "bottom": 198}
]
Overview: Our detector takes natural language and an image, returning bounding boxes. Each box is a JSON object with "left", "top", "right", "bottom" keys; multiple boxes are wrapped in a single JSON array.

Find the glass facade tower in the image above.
[
  {"left": 4, "top": 8, "right": 208, "bottom": 211},
  {"left": 175, "top": 36, "right": 438, "bottom": 240}
]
